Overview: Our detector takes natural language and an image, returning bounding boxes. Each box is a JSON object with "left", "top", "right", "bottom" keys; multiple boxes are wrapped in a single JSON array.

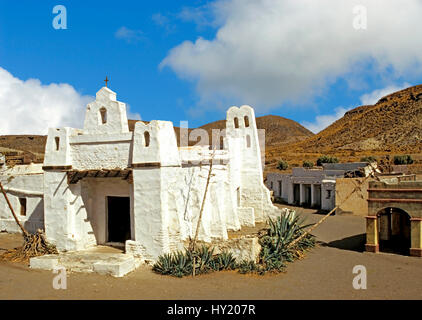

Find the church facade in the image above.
[{"left": 0, "top": 87, "right": 277, "bottom": 260}]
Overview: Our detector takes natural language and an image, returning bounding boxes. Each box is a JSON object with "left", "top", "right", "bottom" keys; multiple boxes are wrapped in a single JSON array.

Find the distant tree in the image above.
[
  {"left": 393, "top": 155, "right": 414, "bottom": 165},
  {"left": 303, "top": 160, "right": 314, "bottom": 168},
  {"left": 360, "top": 156, "right": 377, "bottom": 163},
  {"left": 316, "top": 155, "right": 339, "bottom": 166},
  {"left": 277, "top": 160, "right": 289, "bottom": 171}
]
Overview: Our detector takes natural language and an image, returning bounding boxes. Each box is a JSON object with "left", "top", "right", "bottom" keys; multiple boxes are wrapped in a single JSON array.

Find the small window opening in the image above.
[
  {"left": 234, "top": 117, "right": 239, "bottom": 129},
  {"left": 220, "top": 135, "right": 224, "bottom": 150},
  {"left": 144, "top": 131, "right": 150, "bottom": 147},
  {"left": 244, "top": 116, "right": 250, "bottom": 127},
  {"left": 55, "top": 137, "right": 60, "bottom": 151},
  {"left": 19, "top": 198, "right": 26, "bottom": 216},
  {"left": 100, "top": 107, "right": 107, "bottom": 124},
  {"left": 246, "top": 135, "right": 251, "bottom": 148},
  {"left": 326, "top": 190, "right": 332, "bottom": 199}
]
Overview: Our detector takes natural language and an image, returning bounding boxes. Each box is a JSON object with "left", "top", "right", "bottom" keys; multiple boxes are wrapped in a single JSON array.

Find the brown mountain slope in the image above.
[
  {"left": 0, "top": 135, "right": 46, "bottom": 165},
  {"left": 199, "top": 115, "right": 314, "bottom": 147},
  {"left": 294, "top": 84, "right": 422, "bottom": 153}
]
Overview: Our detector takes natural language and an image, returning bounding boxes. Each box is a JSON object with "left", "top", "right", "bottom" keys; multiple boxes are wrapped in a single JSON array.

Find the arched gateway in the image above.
[{"left": 365, "top": 181, "right": 422, "bottom": 257}]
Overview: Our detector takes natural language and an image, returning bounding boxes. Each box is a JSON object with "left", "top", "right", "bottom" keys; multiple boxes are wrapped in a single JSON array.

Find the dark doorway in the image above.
[
  {"left": 313, "top": 184, "right": 321, "bottom": 209},
  {"left": 107, "top": 196, "right": 131, "bottom": 243},
  {"left": 293, "top": 184, "right": 300, "bottom": 205},
  {"left": 378, "top": 208, "right": 411, "bottom": 255},
  {"left": 303, "top": 184, "right": 312, "bottom": 207}
]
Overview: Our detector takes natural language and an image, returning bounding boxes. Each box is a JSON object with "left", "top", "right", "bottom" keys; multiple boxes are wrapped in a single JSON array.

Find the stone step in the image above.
[{"left": 30, "top": 250, "right": 139, "bottom": 277}]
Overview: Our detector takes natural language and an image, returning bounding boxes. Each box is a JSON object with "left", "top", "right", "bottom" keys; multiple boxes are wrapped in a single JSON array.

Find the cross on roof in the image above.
[{"left": 104, "top": 76, "right": 109, "bottom": 87}]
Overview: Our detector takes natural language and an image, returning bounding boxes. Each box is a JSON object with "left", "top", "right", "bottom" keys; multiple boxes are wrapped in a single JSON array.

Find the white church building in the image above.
[{"left": 0, "top": 87, "right": 278, "bottom": 261}]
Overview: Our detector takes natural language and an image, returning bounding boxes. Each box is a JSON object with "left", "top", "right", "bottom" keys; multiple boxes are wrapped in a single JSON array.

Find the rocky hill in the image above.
[
  {"left": 199, "top": 115, "right": 314, "bottom": 147},
  {"left": 294, "top": 84, "right": 422, "bottom": 153},
  {"left": 0, "top": 135, "right": 46, "bottom": 166},
  {"left": 265, "top": 84, "right": 422, "bottom": 171}
]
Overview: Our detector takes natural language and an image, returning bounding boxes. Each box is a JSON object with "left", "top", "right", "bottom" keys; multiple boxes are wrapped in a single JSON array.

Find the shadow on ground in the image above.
[{"left": 322, "top": 233, "right": 366, "bottom": 252}]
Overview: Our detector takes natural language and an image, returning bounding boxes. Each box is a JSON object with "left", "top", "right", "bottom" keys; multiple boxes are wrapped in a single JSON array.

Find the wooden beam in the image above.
[
  {"left": 131, "top": 162, "right": 161, "bottom": 168},
  {"left": 67, "top": 168, "right": 134, "bottom": 184},
  {"left": 43, "top": 165, "right": 72, "bottom": 171}
]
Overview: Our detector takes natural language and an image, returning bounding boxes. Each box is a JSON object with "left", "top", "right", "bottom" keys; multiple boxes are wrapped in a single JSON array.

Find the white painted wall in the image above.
[
  {"left": 266, "top": 166, "right": 362, "bottom": 211},
  {"left": 83, "top": 87, "right": 129, "bottom": 135},
  {"left": 0, "top": 164, "right": 44, "bottom": 233},
  {"left": 70, "top": 137, "right": 132, "bottom": 170}
]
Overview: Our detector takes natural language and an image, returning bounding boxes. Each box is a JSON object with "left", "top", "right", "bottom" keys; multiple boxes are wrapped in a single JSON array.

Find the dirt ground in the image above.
[{"left": 0, "top": 205, "right": 421, "bottom": 300}]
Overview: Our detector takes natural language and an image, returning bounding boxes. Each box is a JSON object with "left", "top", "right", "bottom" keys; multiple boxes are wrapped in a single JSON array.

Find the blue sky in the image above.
[{"left": 1, "top": 0, "right": 422, "bottom": 134}]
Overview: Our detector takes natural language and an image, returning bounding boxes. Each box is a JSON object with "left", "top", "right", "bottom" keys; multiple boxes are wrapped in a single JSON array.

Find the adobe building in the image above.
[
  {"left": 0, "top": 87, "right": 278, "bottom": 261},
  {"left": 266, "top": 162, "right": 374, "bottom": 212},
  {"left": 365, "top": 180, "right": 422, "bottom": 257}
]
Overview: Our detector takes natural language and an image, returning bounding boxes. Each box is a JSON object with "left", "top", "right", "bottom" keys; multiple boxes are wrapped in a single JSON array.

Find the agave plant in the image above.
[
  {"left": 152, "top": 253, "right": 174, "bottom": 275},
  {"left": 172, "top": 250, "right": 193, "bottom": 277},
  {"left": 213, "top": 250, "right": 237, "bottom": 271},
  {"left": 152, "top": 250, "right": 193, "bottom": 277},
  {"left": 258, "top": 211, "right": 315, "bottom": 273},
  {"left": 237, "top": 260, "right": 259, "bottom": 274},
  {"left": 193, "top": 245, "right": 215, "bottom": 274}
]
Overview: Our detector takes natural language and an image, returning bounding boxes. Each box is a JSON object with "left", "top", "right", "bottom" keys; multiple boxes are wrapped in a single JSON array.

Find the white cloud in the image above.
[
  {"left": 302, "top": 107, "right": 349, "bottom": 134},
  {"left": 360, "top": 83, "right": 410, "bottom": 105},
  {"left": 0, "top": 67, "right": 142, "bottom": 135},
  {"left": 115, "top": 26, "right": 145, "bottom": 43},
  {"left": 0, "top": 67, "right": 92, "bottom": 135},
  {"left": 177, "top": 5, "right": 217, "bottom": 27},
  {"left": 126, "top": 104, "right": 142, "bottom": 121},
  {"left": 161, "top": 0, "right": 422, "bottom": 111}
]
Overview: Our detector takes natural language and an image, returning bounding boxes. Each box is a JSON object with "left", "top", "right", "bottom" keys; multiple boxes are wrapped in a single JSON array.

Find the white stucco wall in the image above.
[
  {"left": 226, "top": 106, "right": 278, "bottom": 223},
  {"left": 267, "top": 169, "right": 342, "bottom": 211},
  {"left": 70, "top": 136, "right": 132, "bottom": 170},
  {"left": 83, "top": 87, "right": 129, "bottom": 135},
  {"left": 0, "top": 164, "right": 44, "bottom": 233}
]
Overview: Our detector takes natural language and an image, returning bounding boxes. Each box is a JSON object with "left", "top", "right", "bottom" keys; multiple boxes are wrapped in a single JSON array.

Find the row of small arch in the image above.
[{"left": 233, "top": 116, "right": 250, "bottom": 129}]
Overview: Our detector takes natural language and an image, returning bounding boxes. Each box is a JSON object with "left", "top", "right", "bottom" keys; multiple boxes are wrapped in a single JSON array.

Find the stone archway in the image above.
[
  {"left": 377, "top": 207, "right": 411, "bottom": 255},
  {"left": 366, "top": 180, "right": 422, "bottom": 257}
]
